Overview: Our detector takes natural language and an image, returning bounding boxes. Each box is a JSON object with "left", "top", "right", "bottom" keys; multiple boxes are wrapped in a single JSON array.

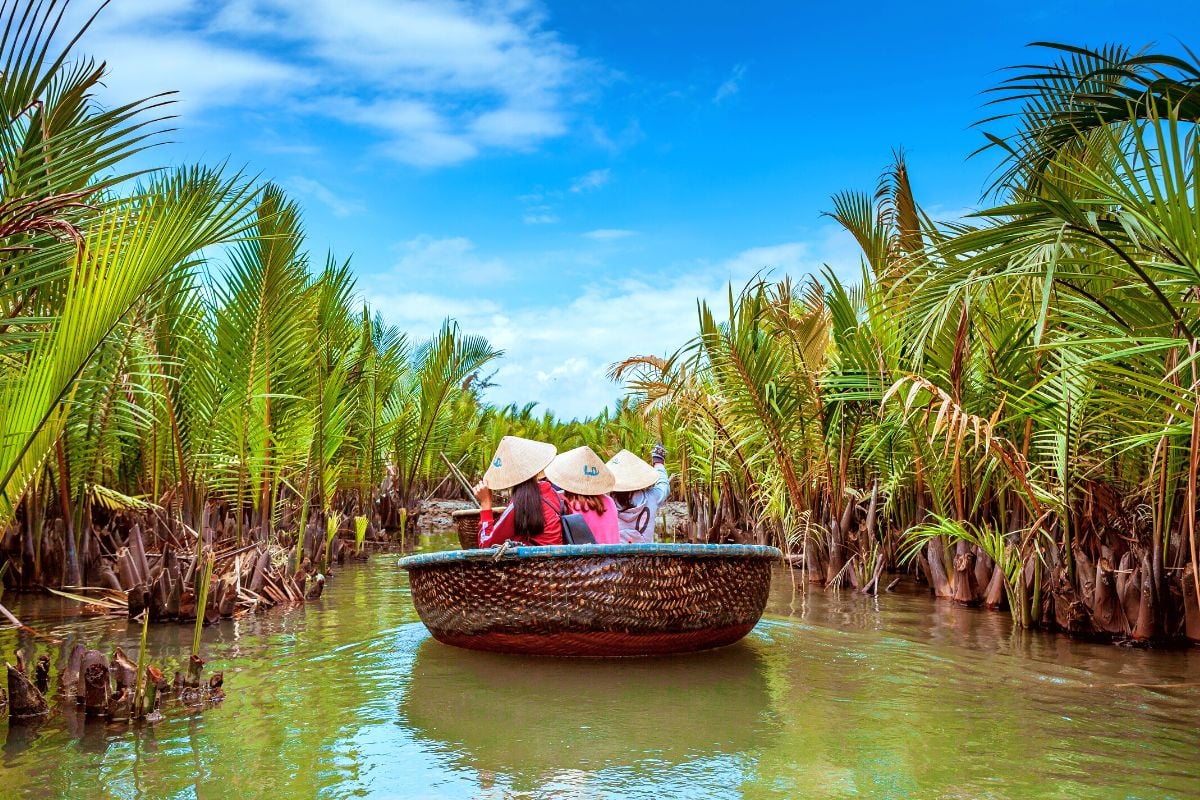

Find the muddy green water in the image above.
[{"left": 1, "top": 535, "right": 1197, "bottom": 799}]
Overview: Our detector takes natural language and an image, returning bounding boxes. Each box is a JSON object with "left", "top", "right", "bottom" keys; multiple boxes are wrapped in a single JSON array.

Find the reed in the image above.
[
  {"left": 133, "top": 610, "right": 150, "bottom": 718},
  {"left": 354, "top": 516, "right": 368, "bottom": 555},
  {"left": 192, "top": 551, "right": 215, "bottom": 659},
  {"left": 324, "top": 516, "right": 338, "bottom": 571}
]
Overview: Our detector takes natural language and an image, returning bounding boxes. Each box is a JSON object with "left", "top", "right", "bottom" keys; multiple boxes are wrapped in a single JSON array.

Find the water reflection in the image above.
[
  {"left": 400, "top": 638, "right": 775, "bottom": 790},
  {"left": 756, "top": 580, "right": 1200, "bottom": 799},
  {"left": 2, "top": 715, "right": 47, "bottom": 757},
  {"left": 0, "top": 549, "right": 1196, "bottom": 799}
]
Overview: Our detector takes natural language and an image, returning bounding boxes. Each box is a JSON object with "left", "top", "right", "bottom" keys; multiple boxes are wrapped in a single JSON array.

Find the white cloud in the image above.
[
  {"left": 720, "top": 241, "right": 808, "bottom": 276},
  {"left": 470, "top": 108, "right": 567, "bottom": 148},
  {"left": 359, "top": 229, "right": 860, "bottom": 419},
  {"left": 517, "top": 169, "right": 623, "bottom": 227},
  {"left": 583, "top": 228, "right": 637, "bottom": 241},
  {"left": 220, "top": 0, "right": 578, "bottom": 98},
  {"left": 284, "top": 176, "right": 363, "bottom": 218},
  {"left": 317, "top": 96, "right": 481, "bottom": 167},
  {"left": 71, "top": 0, "right": 592, "bottom": 164},
  {"left": 713, "top": 64, "right": 746, "bottom": 104},
  {"left": 586, "top": 118, "right": 644, "bottom": 154},
  {"left": 569, "top": 168, "right": 611, "bottom": 193},
  {"left": 77, "top": 0, "right": 199, "bottom": 31},
  {"left": 79, "top": 33, "right": 303, "bottom": 112},
  {"left": 365, "top": 291, "right": 503, "bottom": 333},
  {"left": 391, "top": 235, "right": 512, "bottom": 285}
]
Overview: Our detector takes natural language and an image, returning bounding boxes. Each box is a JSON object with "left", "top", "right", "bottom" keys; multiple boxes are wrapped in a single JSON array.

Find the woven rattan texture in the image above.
[
  {"left": 450, "top": 507, "right": 506, "bottom": 550},
  {"left": 407, "top": 553, "right": 772, "bottom": 655},
  {"left": 454, "top": 516, "right": 480, "bottom": 550}
]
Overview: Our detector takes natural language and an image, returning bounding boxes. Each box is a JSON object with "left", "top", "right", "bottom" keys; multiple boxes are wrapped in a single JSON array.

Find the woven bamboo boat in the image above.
[
  {"left": 449, "top": 506, "right": 505, "bottom": 550},
  {"left": 398, "top": 543, "right": 781, "bottom": 657}
]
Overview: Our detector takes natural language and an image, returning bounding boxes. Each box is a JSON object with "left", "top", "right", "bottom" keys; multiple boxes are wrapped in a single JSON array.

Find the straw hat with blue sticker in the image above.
[
  {"left": 606, "top": 449, "right": 660, "bottom": 492},
  {"left": 545, "top": 445, "right": 616, "bottom": 495},
  {"left": 482, "top": 435, "right": 557, "bottom": 490}
]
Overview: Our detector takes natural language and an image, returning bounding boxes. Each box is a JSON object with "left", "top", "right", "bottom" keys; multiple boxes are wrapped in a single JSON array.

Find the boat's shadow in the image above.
[{"left": 398, "top": 637, "right": 777, "bottom": 782}]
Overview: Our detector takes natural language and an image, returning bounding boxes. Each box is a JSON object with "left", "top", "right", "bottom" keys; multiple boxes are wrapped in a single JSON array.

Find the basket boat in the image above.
[
  {"left": 397, "top": 543, "right": 781, "bottom": 657},
  {"left": 450, "top": 506, "right": 505, "bottom": 550}
]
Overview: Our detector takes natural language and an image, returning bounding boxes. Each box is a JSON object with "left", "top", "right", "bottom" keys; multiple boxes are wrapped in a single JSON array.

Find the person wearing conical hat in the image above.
[
  {"left": 607, "top": 444, "right": 671, "bottom": 543},
  {"left": 474, "top": 436, "right": 562, "bottom": 547},
  {"left": 545, "top": 445, "right": 619, "bottom": 544}
]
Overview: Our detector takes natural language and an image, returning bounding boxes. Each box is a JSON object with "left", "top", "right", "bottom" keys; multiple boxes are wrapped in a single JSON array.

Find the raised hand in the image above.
[{"left": 473, "top": 481, "right": 493, "bottom": 510}]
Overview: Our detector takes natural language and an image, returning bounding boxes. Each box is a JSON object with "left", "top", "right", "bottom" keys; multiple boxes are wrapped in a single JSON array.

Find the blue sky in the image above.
[{"left": 72, "top": 0, "right": 1194, "bottom": 418}]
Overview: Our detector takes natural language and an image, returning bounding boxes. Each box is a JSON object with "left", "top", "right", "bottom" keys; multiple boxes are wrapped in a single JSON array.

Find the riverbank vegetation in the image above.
[
  {"left": 0, "top": 2, "right": 508, "bottom": 600},
  {"left": 0, "top": 0, "right": 650, "bottom": 616},
  {"left": 615, "top": 43, "right": 1200, "bottom": 643},
  {"left": 2, "top": 0, "right": 1197, "bottom": 649}
]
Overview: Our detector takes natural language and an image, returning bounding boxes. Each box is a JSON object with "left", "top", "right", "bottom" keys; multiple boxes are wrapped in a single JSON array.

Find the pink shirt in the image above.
[{"left": 566, "top": 494, "right": 620, "bottom": 544}]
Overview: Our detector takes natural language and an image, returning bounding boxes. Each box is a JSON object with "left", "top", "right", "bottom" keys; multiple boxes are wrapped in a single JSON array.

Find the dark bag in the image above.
[{"left": 544, "top": 495, "right": 596, "bottom": 545}]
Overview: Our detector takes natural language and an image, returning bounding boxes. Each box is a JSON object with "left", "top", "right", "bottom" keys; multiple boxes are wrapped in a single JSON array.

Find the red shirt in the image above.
[{"left": 478, "top": 480, "right": 563, "bottom": 547}]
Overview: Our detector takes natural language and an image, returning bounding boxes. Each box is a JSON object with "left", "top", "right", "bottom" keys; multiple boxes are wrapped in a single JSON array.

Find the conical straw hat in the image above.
[
  {"left": 545, "top": 446, "right": 615, "bottom": 495},
  {"left": 483, "top": 436, "right": 557, "bottom": 491},
  {"left": 606, "top": 449, "right": 660, "bottom": 492}
]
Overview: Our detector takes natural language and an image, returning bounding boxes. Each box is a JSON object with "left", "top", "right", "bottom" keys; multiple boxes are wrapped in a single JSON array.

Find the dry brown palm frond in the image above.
[
  {"left": 607, "top": 354, "right": 670, "bottom": 382},
  {"left": 886, "top": 153, "right": 923, "bottom": 259},
  {"left": 0, "top": 188, "right": 97, "bottom": 254},
  {"left": 883, "top": 375, "right": 1044, "bottom": 513},
  {"left": 763, "top": 280, "right": 831, "bottom": 377},
  {"left": 608, "top": 353, "right": 710, "bottom": 419}
]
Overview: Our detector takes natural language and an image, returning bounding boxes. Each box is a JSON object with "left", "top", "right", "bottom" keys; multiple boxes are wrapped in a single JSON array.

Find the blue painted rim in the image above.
[{"left": 398, "top": 543, "right": 783, "bottom": 570}]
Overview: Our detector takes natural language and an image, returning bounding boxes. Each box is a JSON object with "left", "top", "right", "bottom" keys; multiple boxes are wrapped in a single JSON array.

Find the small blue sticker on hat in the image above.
[
  {"left": 493, "top": 457, "right": 502, "bottom": 467},
  {"left": 583, "top": 465, "right": 599, "bottom": 476}
]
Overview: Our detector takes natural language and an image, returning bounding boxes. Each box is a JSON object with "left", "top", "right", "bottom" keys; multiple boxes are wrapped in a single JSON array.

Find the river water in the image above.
[{"left": 1, "top": 534, "right": 1197, "bottom": 799}]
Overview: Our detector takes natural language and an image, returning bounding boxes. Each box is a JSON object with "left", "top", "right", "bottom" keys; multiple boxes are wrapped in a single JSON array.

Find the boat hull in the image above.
[{"left": 399, "top": 544, "right": 780, "bottom": 657}]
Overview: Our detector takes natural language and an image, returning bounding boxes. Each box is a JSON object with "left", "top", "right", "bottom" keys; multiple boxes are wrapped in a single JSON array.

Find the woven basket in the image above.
[
  {"left": 450, "top": 507, "right": 505, "bottom": 550},
  {"left": 400, "top": 638, "right": 774, "bottom": 771},
  {"left": 398, "top": 543, "right": 781, "bottom": 657}
]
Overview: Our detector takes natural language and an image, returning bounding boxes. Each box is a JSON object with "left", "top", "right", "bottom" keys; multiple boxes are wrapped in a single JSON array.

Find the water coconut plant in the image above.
[{"left": 614, "top": 42, "right": 1200, "bottom": 642}]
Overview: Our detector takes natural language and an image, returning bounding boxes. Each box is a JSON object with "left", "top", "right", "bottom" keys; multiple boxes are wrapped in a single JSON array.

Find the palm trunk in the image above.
[
  {"left": 55, "top": 440, "right": 79, "bottom": 587},
  {"left": 925, "top": 536, "right": 953, "bottom": 598}
]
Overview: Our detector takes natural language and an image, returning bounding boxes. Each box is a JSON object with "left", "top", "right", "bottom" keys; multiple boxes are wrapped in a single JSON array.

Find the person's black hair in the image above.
[
  {"left": 510, "top": 478, "right": 546, "bottom": 539},
  {"left": 612, "top": 490, "right": 635, "bottom": 510}
]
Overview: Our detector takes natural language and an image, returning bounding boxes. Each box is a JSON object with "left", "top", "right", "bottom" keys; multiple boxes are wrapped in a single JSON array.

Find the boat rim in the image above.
[
  {"left": 450, "top": 507, "right": 494, "bottom": 517},
  {"left": 398, "top": 542, "right": 783, "bottom": 570}
]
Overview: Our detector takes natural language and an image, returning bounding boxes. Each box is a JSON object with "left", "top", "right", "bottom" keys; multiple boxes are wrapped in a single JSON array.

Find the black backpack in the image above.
[{"left": 543, "top": 495, "right": 597, "bottom": 545}]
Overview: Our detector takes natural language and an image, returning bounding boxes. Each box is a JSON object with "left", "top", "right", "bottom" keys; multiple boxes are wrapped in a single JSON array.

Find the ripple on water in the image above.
[{"left": 0, "top": 550, "right": 1197, "bottom": 799}]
